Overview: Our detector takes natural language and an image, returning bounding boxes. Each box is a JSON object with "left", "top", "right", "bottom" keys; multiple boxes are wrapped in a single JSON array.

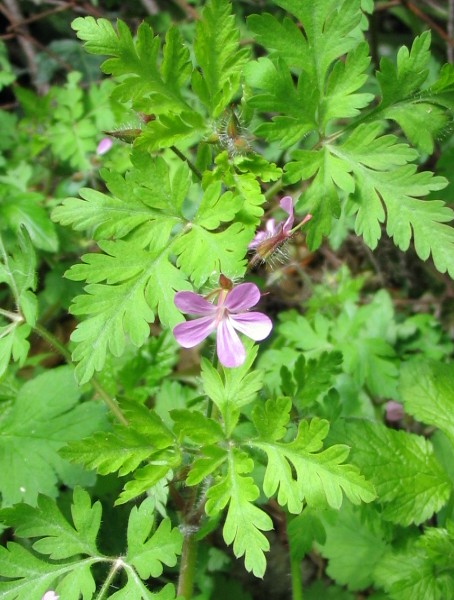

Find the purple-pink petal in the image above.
[
  {"left": 265, "top": 218, "right": 277, "bottom": 234},
  {"left": 96, "top": 137, "right": 113, "bottom": 156},
  {"left": 223, "top": 283, "right": 260, "bottom": 312},
  {"left": 216, "top": 318, "right": 246, "bottom": 367},
  {"left": 229, "top": 312, "right": 273, "bottom": 341},
  {"left": 173, "top": 316, "right": 216, "bottom": 348},
  {"left": 280, "top": 196, "right": 294, "bottom": 234},
  {"left": 174, "top": 291, "right": 215, "bottom": 315}
]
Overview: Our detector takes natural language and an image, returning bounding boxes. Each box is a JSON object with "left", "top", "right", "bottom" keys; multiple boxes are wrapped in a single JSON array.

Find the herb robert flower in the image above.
[
  {"left": 173, "top": 277, "right": 272, "bottom": 368},
  {"left": 249, "top": 196, "right": 312, "bottom": 266}
]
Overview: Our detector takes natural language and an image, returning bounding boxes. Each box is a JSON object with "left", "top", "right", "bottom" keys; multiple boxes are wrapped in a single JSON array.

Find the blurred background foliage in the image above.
[{"left": 0, "top": 1, "right": 453, "bottom": 598}]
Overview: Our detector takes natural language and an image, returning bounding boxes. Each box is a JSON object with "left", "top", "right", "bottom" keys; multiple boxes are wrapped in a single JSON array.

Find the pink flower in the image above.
[
  {"left": 173, "top": 282, "right": 272, "bottom": 368},
  {"left": 385, "top": 401, "right": 405, "bottom": 422},
  {"left": 41, "top": 592, "right": 59, "bottom": 600},
  {"left": 96, "top": 137, "right": 113, "bottom": 156},
  {"left": 249, "top": 196, "right": 311, "bottom": 264}
]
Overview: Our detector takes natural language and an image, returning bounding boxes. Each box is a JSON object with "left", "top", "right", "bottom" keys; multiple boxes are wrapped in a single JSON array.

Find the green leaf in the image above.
[
  {"left": 400, "top": 359, "right": 454, "bottom": 445},
  {"left": 136, "top": 111, "right": 206, "bottom": 151},
  {"left": 252, "top": 416, "right": 376, "bottom": 514},
  {"left": 281, "top": 352, "right": 343, "bottom": 408},
  {"left": 72, "top": 18, "right": 190, "bottom": 114},
  {"left": 0, "top": 366, "right": 107, "bottom": 506},
  {"left": 192, "top": 0, "right": 249, "bottom": 117},
  {"left": 171, "top": 409, "right": 224, "bottom": 445},
  {"left": 126, "top": 498, "right": 182, "bottom": 579},
  {"left": 66, "top": 239, "right": 190, "bottom": 384},
  {"left": 46, "top": 77, "right": 97, "bottom": 171},
  {"left": 201, "top": 342, "right": 263, "bottom": 435},
  {"left": 331, "top": 419, "right": 451, "bottom": 526},
  {"left": 0, "top": 488, "right": 101, "bottom": 559},
  {"left": 0, "top": 489, "right": 101, "bottom": 600},
  {"left": 205, "top": 448, "right": 273, "bottom": 577},
  {"left": 186, "top": 445, "right": 228, "bottom": 486},
  {"left": 173, "top": 222, "right": 251, "bottom": 287},
  {"left": 247, "top": 0, "right": 364, "bottom": 140},
  {"left": 252, "top": 397, "right": 292, "bottom": 442},
  {"left": 251, "top": 0, "right": 363, "bottom": 85},
  {"left": 377, "top": 32, "right": 431, "bottom": 109},
  {"left": 287, "top": 508, "right": 326, "bottom": 561},
  {"left": 375, "top": 525, "right": 454, "bottom": 600},
  {"left": 329, "top": 123, "right": 452, "bottom": 275},
  {"left": 0, "top": 232, "right": 37, "bottom": 376},
  {"left": 0, "top": 543, "right": 95, "bottom": 600},
  {"left": 53, "top": 154, "right": 188, "bottom": 241},
  {"left": 317, "top": 503, "right": 388, "bottom": 590},
  {"left": 244, "top": 57, "right": 318, "bottom": 146},
  {"left": 320, "top": 42, "right": 373, "bottom": 128},
  {"left": 62, "top": 402, "right": 176, "bottom": 477},
  {"left": 0, "top": 489, "right": 181, "bottom": 599},
  {"left": 0, "top": 186, "right": 58, "bottom": 253}
]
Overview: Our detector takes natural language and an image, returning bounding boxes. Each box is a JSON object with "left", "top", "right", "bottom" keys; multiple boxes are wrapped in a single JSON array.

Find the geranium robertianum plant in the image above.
[{"left": 1, "top": 0, "right": 454, "bottom": 598}]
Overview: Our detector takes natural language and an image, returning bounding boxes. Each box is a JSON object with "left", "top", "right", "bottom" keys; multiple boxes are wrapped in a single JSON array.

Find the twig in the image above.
[
  {"left": 374, "top": 0, "right": 401, "bottom": 10},
  {"left": 448, "top": 0, "right": 454, "bottom": 62},
  {"left": 6, "top": 1, "right": 74, "bottom": 32},
  {"left": 171, "top": 0, "right": 199, "bottom": 20},
  {"left": 140, "top": 0, "right": 159, "bottom": 15},
  {"left": 403, "top": 0, "right": 454, "bottom": 47},
  {"left": 1, "top": 0, "right": 44, "bottom": 92}
]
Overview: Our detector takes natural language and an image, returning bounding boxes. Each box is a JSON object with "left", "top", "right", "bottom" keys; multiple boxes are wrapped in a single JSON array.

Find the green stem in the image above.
[
  {"left": 264, "top": 178, "right": 284, "bottom": 201},
  {"left": 290, "top": 554, "right": 304, "bottom": 600},
  {"left": 91, "top": 377, "right": 128, "bottom": 426},
  {"left": 287, "top": 513, "right": 304, "bottom": 600},
  {"left": 171, "top": 145, "right": 203, "bottom": 180},
  {"left": 95, "top": 558, "right": 124, "bottom": 600},
  {"left": 33, "top": 322, "right": 72, "bottom": 363},
  {"left": 177, "top": 531, "right": 198, "bottom": 600},
  {"left": 33, "top": 322, "right": 128, "bottom": 426}
]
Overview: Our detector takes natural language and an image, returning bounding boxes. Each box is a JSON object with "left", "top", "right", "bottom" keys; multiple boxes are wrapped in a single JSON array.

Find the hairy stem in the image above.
[
  {"left": 177, "top": 531, "right": 198, "bottom": 600},
  {"left": 33, "top": 322, "right": 72, "bottom": 363},
  {"left": 287, "top": 513, "right": 304, "bottom": 600},
  {"left": 171, "top": 145, "right": 203, "bottom": 180},
  {"left": 95, "top": 558, "right": 124, "bottom": 600}
]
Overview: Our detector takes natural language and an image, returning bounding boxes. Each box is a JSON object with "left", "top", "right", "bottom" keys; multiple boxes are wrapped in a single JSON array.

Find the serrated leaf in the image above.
[
  {"left": 0, "top": 366, "right": 107, "bottom": 506},
  {"left": 0, "top": 188, "right": 58, "bottom": 253},
  {"left": 400, "top": 359, "right": 454, "bottom": 446},
  {"left": 186, "top": 445, "right": 228, "bottom": 486},
  {"left": 66, "top": 240, "right": 191, "bottom": 384},
  {"left": 62, "top": 402, "right": 176, "bottom": 477},
  {"left": 377, "top": 32, "right": 431, "bottom": 109},
  {"left": 0, "top": 488, "right": 101, "bottom": 559},
  {"left": 72, "top": 18, "right": 190, "bottom": 114},
  {"left": 193, "top": 0, "right": 249, "bottom": 116},
  {"left": 375, "top": 526, "right": 454, "bottom": 600},
  {"left": 171, "top": 409, "right": 224, "bottom": 445},
  {"left": 136, "top": 111, "right": 206, "bottom": 151},
  {"left": 331, "top": 419, "right": 451, "bottom": 526},
  {"left": 328, "top": 123, "right": 453, "bottom": 275},
  {"left": 205, "top": 448, "right": 273, "bottom": 577},
  {"left": 201, "top": 342, "right": 263, "bottom": 435},
  {"left": 252, "top": 397, "right": 292, "bottom": 442},
  {"left": 173, "top": 222, "right": 251, "bottom": 287},
  {"left": 253, "top": 417, "right": 376, "bottom": 514},
  {"left": 126, "top": 498, "right": 182, "bottom": 579},
  {"left": 53, "top": 154, "right": 188, "bottom": 241},
  {"left": 317, "top": 503, "right": 388, "bottom": 590},
  {"left": 0, "top": 489, "right": 102, "bottom": 599},
  {"left": 247, "top": 0, "right": 364, "bottom": 140},
  {"left": 244, "top": 57, "right": 317, "bottom": 146}
]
